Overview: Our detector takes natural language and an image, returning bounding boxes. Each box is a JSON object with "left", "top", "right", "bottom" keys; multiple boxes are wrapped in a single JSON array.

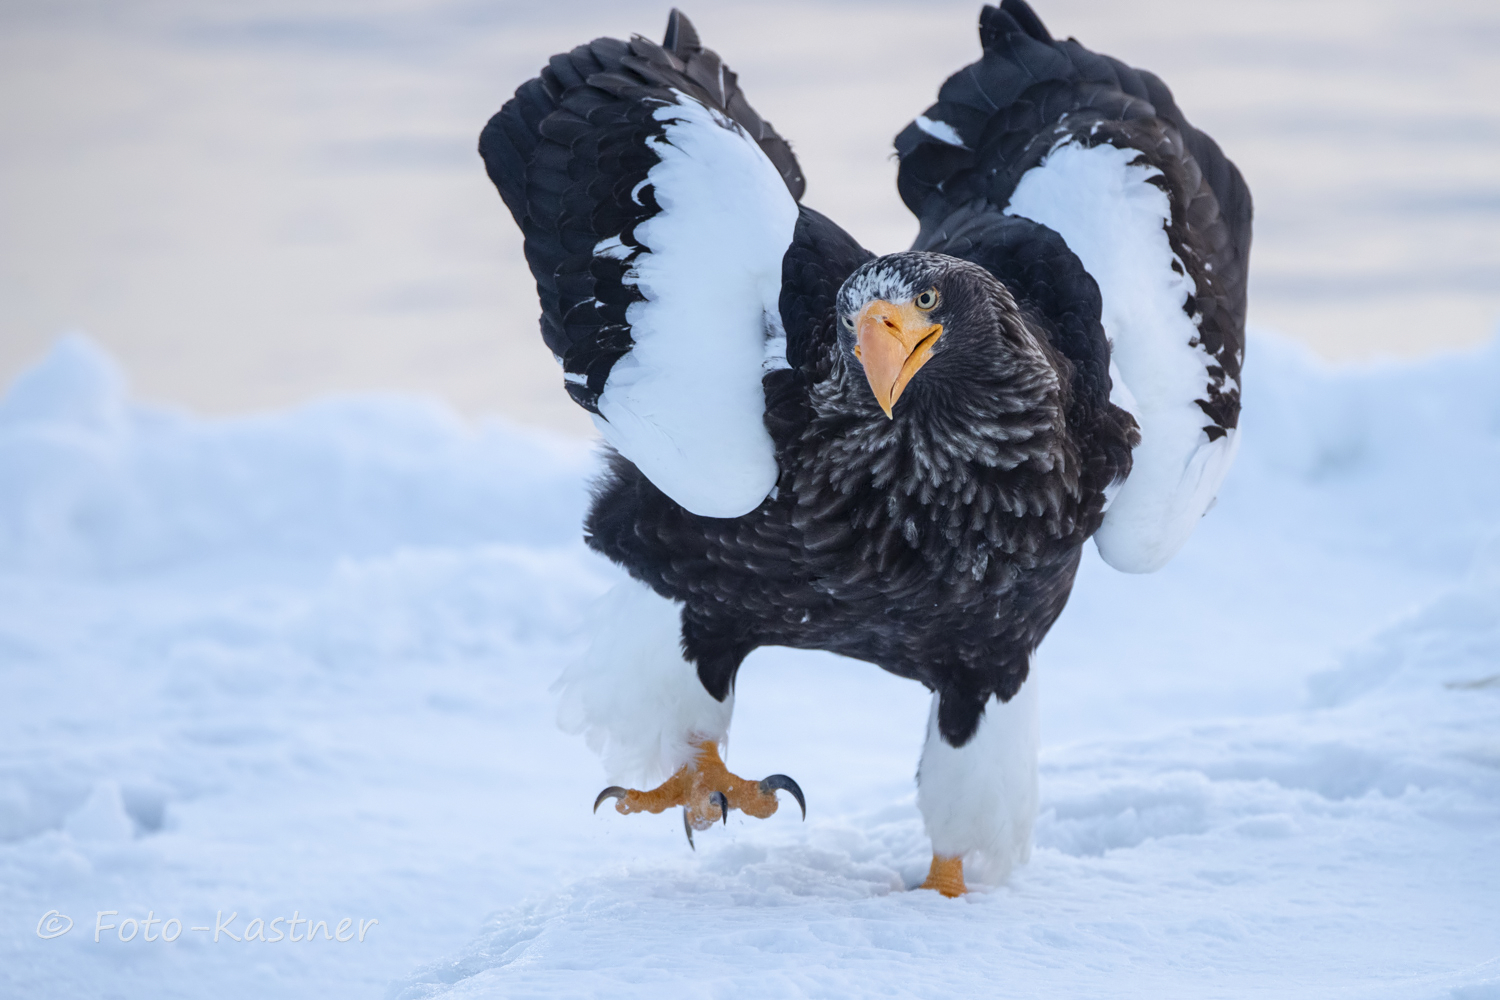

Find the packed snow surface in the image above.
[{"left": 3, "top": 333, "right": 1499, "bottom": 998}]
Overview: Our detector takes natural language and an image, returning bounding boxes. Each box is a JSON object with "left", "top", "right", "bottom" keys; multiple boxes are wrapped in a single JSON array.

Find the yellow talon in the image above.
[
  {"left": 920, "top": 854, "right": 967, "bottom": 897},
  {"left": 592, "top": 740, "right": 804, "bottom": 839}
]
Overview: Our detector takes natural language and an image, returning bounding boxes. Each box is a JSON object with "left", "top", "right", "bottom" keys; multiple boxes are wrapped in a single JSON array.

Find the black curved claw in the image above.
[
  {"left": 758, "top": 774, "right": 806, "bottom": 820},
  {"left": 710, "top": 790, "right": 729, "bottom": 825},
  {"left": 593, "top": 786, "right": 627, "bottom": 814},
  {"left": 682, "top": 807, "right": 695, "bottom": 850}
]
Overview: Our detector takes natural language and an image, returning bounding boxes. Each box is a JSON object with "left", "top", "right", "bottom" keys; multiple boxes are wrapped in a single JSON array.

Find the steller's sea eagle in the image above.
[{"left": 479, "top": 0, "right": 1249, "bottom": 896}]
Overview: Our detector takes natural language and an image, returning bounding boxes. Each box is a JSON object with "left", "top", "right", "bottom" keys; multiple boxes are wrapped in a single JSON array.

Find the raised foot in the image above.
[
  {"left": 919, "top": 854, "right": 966, "bottom": 898},
  {"left": 593, "top": 740, "right": 805, "bottom": 847}
]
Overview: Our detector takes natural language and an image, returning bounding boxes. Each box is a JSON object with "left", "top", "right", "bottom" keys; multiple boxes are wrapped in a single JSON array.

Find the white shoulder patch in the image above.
[
  {"left": 1004, "top": 140, "right": 1237, "bottom": 573},
  {"left": 915, "top": 115, "right": 967, "bottom": 148},
  {"left": 592, "top": 93, "right": 798, "bottom": 519}
]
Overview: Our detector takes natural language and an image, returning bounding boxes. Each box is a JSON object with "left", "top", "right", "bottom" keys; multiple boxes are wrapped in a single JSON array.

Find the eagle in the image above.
[{"left": 480, "top": 0, "right": 1249, "bottom": 897}]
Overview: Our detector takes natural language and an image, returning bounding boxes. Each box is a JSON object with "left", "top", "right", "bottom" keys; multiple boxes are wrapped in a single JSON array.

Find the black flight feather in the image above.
[{"left": 479, "top": 5, "right": 1244, "bottom": 747}]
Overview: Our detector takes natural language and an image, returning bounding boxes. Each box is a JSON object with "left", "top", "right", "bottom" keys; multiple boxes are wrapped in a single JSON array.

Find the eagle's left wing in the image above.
[
  {"left": 480, "top": 11, "right": 807, "bottom": 518},
  {"left": 896, "top": 0, "right": 1251, "bottom": 573}
]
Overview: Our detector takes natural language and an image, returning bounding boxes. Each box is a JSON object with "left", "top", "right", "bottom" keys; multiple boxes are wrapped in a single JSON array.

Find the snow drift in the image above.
[{"left": 2, "top": 331, "right": 1498, "bottom": 999}]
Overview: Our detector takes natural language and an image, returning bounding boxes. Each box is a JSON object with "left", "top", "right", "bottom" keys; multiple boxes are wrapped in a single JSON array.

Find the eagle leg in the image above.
[
  {"left": 592, "top": 740, "right": 805, "bottom": 837},
  {"left": 919, "top": 854, "right": 967, "bottom": 898}
]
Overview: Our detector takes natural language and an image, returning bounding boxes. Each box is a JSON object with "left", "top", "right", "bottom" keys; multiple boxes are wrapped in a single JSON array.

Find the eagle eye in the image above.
[
  {"left": 841, "top": 314, "right": 855, "bottom": 331},
  {"left": 915, "top": 288, "right": 939, "bottom": 311}
]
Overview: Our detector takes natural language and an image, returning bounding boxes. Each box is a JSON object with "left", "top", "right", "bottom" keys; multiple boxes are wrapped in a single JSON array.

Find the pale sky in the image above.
[{"left": 2, "top": 0, "right": 1497, "bottom": 433}]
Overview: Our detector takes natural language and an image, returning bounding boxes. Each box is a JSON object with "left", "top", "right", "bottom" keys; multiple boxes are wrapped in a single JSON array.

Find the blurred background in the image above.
[{"left": 2, "top": 0, "right": 1497, "bottom": 436}]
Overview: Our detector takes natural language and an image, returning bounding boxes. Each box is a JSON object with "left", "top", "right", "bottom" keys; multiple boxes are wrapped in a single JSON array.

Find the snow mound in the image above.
[
  {"left": 0, "top": 336, "right": 594, "bottom": 576},
  {"left": 1311, "top": 536, "right": 1500, "bottom": 708},
  {"left": 3, "top": 329, "right": 1499, "bottom": 999},
  {"left": 398, "top": 557, "right": 1500, "bottom": 997}
]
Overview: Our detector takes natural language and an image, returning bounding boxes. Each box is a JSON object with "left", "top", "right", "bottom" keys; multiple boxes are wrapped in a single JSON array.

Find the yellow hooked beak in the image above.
[{"left": 852, "top": 298, "right": 942, "bottom": 418}]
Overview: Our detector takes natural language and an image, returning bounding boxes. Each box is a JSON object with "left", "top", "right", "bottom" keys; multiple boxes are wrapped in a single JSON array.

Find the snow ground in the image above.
[{"left": 2, "top": 332, "right": 1499, "bottom": 998}]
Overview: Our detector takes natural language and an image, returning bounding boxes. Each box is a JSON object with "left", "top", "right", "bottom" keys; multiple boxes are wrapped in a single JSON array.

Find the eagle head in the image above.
[{"left": 835, "top": 252, "right": 1024, "bottom": 419}]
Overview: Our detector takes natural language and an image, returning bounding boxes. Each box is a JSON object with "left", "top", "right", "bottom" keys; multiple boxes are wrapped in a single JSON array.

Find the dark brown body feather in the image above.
[
  {"left": 585, "top": 213, "right": 1135, "bottom": 746},
  {"left": 482, "top": 1, "right": 1245, "bottom": 746}
]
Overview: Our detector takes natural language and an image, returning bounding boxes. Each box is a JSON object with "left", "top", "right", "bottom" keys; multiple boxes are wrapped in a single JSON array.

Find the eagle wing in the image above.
[
  {"left": 480, "top": 11, "right": 813, "bottom": 518},
  {"left": 896, "top": 0, "right": 1251, "bottom": 572}
]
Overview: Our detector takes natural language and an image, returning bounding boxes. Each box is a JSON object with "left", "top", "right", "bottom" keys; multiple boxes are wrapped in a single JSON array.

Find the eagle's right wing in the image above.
[{"left": 480, "top": 11, "right": 810, "bottom": 519}]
